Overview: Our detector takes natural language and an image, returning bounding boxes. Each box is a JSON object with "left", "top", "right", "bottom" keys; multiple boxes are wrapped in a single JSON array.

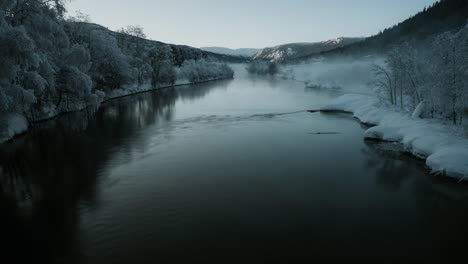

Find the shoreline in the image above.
[
  {"left": 0, "top": 77, "right": 232, "bottom": 144},
  {"left": 103, "top": 77, "right": 232, "bottom": 103},
  {"left": 319, "top": 94, "right": 468, "bottom": 182}
]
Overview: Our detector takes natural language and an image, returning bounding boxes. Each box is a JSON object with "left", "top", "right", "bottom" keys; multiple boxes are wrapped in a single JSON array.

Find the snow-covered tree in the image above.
[
  {"left": 88, "top": 29, "right": 131, "bottom": 90},
  {"left": 55, "top": 65, "right": 92, "bottom": 110},
  {"left": 374, "top": 22, "right": 468, "bottom": 124},
  {"left": 0, "top": 24, "right": 39, "bottom": 116},
  {"left": 118, "top": 25, "right": 146, "bottom": 39},
  {"left": 64, "top": 44, "right": 91, "bottom": 72},
  {"left": 247, "top": 61, "right": 279, "bottom": 75},
  {"left": 148, "top": 45, "right": 176, "bottom": 86},
  {"left": 179, "top": 59, "right": 234, "bottom": 83},
  {"left": 0, "top": 0, "right": 236, "bottom": 139}
]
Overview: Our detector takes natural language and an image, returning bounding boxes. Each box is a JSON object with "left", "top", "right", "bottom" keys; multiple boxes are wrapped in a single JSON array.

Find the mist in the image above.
[{"left": 277, "top": 56, "right": 382, "bottom": 94}]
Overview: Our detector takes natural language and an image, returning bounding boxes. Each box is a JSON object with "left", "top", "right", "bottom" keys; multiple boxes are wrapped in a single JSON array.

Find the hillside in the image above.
[
  {"left": 78, "top": 23, "right": 245, "bottom": 65},
  {"left": 201, "top": 47, "right": 259, "bottom": 58},
  {"left": 317, "top": 0, "right": 468, "bottom": 58},
  {"left": 253, "top": 37, "right": 363, "bottom": 62},
  {"left": 0, "top": 1, "right": 241, "bottom": 143}
]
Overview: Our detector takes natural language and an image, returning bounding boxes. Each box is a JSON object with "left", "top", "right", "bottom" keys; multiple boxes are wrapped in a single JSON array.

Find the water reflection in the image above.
[
  {"left": 1, "top": 78, "right": 468, "bottom": 263},
  {"left": 362, "top": 140, "right": 468, "bottom": 261},
  {"left": 0, "top": 82, "right": 229, "bottom": 263},
  {"left": 362, "top": 141, "right": 415, "bottom": 191}
]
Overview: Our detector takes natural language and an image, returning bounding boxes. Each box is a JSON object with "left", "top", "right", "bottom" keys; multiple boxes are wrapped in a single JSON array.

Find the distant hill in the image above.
[
  {"left": 78, "top": 23, "right": 247, "bottom": 64},
  {"left": 317, "top": 0, "right": 468, "bottom": 59},
  {"left": 253, "top": 38, "right": 364, "bottom": 62},
  {"left": 201, "top": 47, "right": 260, "bottom": 58}
]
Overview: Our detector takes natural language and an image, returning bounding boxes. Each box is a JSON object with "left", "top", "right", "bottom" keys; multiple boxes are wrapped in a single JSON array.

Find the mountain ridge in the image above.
[
  {"left": 252, "top": 37, "right": 364, "bottom": 62},
  {"left": 201, "top": 47, "right": 260, "bottom": 58},
  {"left": 306, "top": 0, "right": 468, "bottom": 60}
]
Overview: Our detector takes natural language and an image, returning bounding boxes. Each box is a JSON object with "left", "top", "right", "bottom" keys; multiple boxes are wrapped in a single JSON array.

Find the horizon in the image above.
[{"left": 67, "top": 0, "right": 438, "bottom": 49}]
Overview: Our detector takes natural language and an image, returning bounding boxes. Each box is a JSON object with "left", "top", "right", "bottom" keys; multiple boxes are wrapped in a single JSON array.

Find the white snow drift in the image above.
[{"left": 321, "top": 94, "right": 468, "bottom": 181}]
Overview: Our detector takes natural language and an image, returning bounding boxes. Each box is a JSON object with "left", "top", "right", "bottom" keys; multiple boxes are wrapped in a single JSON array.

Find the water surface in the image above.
[{"left": 1, "top": 74, "right": 468, "bottom": 263}]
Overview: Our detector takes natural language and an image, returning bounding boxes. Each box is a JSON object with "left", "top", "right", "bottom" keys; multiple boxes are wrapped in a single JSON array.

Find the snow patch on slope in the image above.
[
  {"left": 254, "top": 47, "right": 296, "bottom": 62},
  {"left": 322, "top": 37, "right": 345, "bottom": 45}
]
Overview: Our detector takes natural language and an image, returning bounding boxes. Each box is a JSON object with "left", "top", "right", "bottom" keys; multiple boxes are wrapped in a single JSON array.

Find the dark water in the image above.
[{"left": 1, "top": 75, "right": 468, "bottom": 263}]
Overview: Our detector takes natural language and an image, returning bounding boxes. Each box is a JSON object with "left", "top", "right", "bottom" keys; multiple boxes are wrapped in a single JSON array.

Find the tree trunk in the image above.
[
  {"left": 400, "top": 74, "right": 403, "bottom": 108},
  {"left": 453, "top": 97, "right": 457, "bottom": 125}
]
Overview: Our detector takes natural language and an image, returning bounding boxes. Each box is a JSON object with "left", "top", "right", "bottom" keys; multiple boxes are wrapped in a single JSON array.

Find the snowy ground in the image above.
[
  {"left": 0, "top": 114, "right": 28, "bottom": 144},
  {"left": 321, "top": 94, "right": 468, "bottom": 182}
]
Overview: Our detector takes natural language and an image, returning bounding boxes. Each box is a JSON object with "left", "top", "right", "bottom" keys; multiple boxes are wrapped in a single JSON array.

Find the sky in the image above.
[{"left": 67, "top": 0, "right": 439, "bottom": 49}]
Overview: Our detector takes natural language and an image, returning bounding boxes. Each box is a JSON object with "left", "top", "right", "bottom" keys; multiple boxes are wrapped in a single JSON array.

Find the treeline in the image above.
[
  {"left": 0, "top": 0, "right": 234, "bottom": 127},
  {"left": 373, "top": 23, "right": 468, "bottom": 125},
  {"left": 246, "top": 61, "right": 279, "bottom": 75},
  {"left": 320, "top": 0, "right": 468, "bottom": 59}
]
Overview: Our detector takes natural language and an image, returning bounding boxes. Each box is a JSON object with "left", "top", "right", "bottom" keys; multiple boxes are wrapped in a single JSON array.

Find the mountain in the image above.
[
  {"left": 201, "top": 47, "right": 260, "bottom": 58},
  {"left": 319, "top": 0, "right": 468, "bottom": 58},
  {"left": 72, "top": 23, "right": 247, "bottom": 65},
  {"left": 252, "top": 37, "right": 364, "bottom": 62}
]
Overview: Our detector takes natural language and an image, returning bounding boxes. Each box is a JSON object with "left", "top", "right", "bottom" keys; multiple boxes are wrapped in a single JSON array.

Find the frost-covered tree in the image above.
[
  {"left": 54, "top": 43, "right": 93, "bottom": 110},
  {"left": 148, "top": 45, "right": 176, "bottom": 86},
  {"left": 179, "top": 59, "right": 234, "bottom": 83},
  {"left": 374, "top": 22, "right": 468, "bottom": 125},
  {"left": 88, "top": 29, "right": 131, "bottom": 90},
  {"left": 247, "top": 61, "right": 279, "bottom": 75},
  {"left": 55, "top": 65, "right": 92, "bottom": 110},
  {"left": 0, "top": 24, "right": 39, "bottom": 116},
  {"left": 0, "top": 0, "right": 236, "bottom": 140},
  {"left": 64, "top": 44, "right": 91, "bottom": 72},
  {"left": 118, "top": 25, "right": 146, "bottom": 39},
  {"left": 372, "top": 63, "right": 394, "bottom": 105},
  {"left": 67, "top": 11, "right": 91, "bottom": 23}
]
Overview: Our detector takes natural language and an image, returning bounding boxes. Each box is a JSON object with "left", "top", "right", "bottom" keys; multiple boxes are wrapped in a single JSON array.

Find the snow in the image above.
[
  {"left": 322, "top": 37, "right": 345, "bottom": 45},
  {"left": 321, "top": 94, "right": 468, "bottom": 181},
  {"left": 267, "top": 49, "right": 285, "bottom": 61},
  {"left": 0, "top": 114, "right": 28, "bottom": 143},
  {"left": 365, "top": 126, "right": 402, "bottom": 142},
  {"left": 427, "top": 148, "right": 468, "bottom": 181},
  {"left": 286, "top": 48, "right": 296, "bottom": 56},
  {"left": 412, "top": 101, "right": 426, "bottom": 119},
  {"left": 254, "top": 47, "right": 296, "bottom": 62}
]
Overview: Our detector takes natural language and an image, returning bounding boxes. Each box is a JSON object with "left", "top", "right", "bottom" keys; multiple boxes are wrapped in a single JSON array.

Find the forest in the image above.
[
  {"left": 0, "top": 0, "right": 234, "bottom": 138},
  {"left": 373, "top": 22, "right": 468, "bottom": 125},
  {"left": 317, "top": 0, "right": 468, "bottom": 59}
]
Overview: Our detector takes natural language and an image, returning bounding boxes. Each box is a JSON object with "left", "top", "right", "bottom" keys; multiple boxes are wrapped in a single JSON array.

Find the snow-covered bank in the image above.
[
  {"left": 0, "top": 77, "right": 232, "bottom": 144},
  {"left": 0, "top": 114, "right": 28, "bottom": 144},
  {"left": 321, "top": 94, "right": 468, "bottom": 181},
  {"left": 105, "top": 78, "right": 230, "bottom": 101}
]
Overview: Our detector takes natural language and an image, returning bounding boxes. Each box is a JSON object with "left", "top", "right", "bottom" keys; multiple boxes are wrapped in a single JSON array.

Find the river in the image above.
[{"left": 1, "top": 72, "right": 468, "bottom": 263}]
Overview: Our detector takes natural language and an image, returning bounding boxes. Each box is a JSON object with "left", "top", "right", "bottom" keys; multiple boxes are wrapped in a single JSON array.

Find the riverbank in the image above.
[
  {"left": 0, "top": 77, "right": 232, "bottom": 144},
  {"left": 320, "top": 94, "right": 468, "bottom": 182}
]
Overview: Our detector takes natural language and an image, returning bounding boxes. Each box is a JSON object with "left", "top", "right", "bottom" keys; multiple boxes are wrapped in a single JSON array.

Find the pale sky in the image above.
[{"left": 67, "top": 0, "right": 438, "bottom": 49}]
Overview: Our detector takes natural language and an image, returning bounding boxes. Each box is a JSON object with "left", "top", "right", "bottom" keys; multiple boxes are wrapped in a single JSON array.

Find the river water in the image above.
[{"left": 1, "top": 72, "right": 468, "bottom": 263}]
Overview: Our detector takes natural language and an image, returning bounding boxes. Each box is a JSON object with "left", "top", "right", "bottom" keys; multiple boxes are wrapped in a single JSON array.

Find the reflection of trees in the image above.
[
  {"left": 177, "top": 79, "right": 230, "bottom": 101},
  {"left": 361, "top": 141, "right": 414, "bottom": 191},
  {"left": 363, "top": 140, "right": 468, "bottom": 259},
  {"left": 408, "top": 170, "right": 468, "bottom": 258},
  {"left": 0, "top": 81, "right": 222, "bottom": 263}
]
